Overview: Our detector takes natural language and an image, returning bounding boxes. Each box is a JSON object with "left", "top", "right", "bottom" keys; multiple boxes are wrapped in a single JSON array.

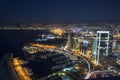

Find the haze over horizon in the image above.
[{"left": 0, "top": 0, "right": 120, "bottom": 24}]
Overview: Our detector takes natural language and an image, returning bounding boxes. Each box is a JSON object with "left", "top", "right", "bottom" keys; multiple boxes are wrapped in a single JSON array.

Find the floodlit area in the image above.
[
  {"left": 50, "top": 28, "right": 66, "bottom": 36},
  {"left": 12, "top": 58, "right": 32, "bottom": 80}
]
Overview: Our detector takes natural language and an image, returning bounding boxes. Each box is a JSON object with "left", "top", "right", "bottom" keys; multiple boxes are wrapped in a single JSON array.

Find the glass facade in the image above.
[{"left": 92, "top": 31, "right": 113, "bottom": 65}]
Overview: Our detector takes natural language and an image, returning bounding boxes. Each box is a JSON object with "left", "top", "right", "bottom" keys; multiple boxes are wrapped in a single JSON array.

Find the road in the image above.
[
  {"left": 77, "top": 55, "right": 91, "bottom": 79},
  {"left": 85, "top": 70, "right": 114, "bottom": 79}
]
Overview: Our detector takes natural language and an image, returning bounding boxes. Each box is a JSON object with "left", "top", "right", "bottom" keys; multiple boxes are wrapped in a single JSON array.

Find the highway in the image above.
[
  {"left": 74, "top": 52, "right": 114, "bottom": 79},
  {"left": 73, "top": 51, "right": 96, "bottom": 79},
  {"left": 54, "top": 49, "right": 91, "bottom": 79},
  {"left": 85, "top": 70, "right": 113, "bottom": 79},
  {"left": 24, "top": 43, "right": 93, "bottom": 79},
  {"left": 77, "top": 55, "right": 91, "bottom": 79}
]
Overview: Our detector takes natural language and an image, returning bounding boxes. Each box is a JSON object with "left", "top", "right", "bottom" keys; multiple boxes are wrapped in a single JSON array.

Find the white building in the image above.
[{"left": 92, "top": 31, "right": 110, "bottom": 65}]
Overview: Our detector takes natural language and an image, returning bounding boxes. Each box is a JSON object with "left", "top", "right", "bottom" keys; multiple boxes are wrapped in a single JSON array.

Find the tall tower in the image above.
[
  {"left": 67, "top": 32, "right": 75, "bottom": 50},
  {"left": 67, "top": 32, "right": 72, "bottom": 50},
  {"left": 73, "top": 33, "right": 79, "bottom": 49},
  {"left": 92, "top": 31, "right": 110, "bottom": 65}
]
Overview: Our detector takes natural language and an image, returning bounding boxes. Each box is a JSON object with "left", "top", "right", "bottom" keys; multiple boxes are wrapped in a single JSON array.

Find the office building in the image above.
[{"left": 92, "top": 31, "right": 113, "bottom": 65}]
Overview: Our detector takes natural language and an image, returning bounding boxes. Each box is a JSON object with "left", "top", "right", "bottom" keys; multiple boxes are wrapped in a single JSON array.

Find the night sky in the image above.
[{"left": 0, "top": 0, "right": 120, "bottom": 24}]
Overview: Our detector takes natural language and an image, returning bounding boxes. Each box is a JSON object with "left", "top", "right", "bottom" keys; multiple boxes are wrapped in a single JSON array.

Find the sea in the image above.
[
  {"left": 0, "top": 30, "right": 51, "bottom": 59},
  {"left": 0, "top": 30, "right": 51, "bottom": 80},
  {"left": 0, "top": 30, "right": 67, "bottom": 80}
]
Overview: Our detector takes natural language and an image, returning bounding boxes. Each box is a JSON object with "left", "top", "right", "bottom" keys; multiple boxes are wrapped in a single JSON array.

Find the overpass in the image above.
[{"left": 85, "top": 70, "right": 113, "bottom": 79}]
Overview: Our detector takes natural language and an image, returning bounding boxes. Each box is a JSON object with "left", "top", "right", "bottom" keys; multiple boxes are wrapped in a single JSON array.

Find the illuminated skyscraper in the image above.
[
  {"left": 92, "top": 31, "right": 111, "bottom": 65},
  {"left": 64, "top": 32, "right": 76, "bottom": 50},
  {"left": 73, "top": 33, "right": 79, "bottom": 49},
  {"left": 67, "top": 32, "right": 73, "bottom": 50}
]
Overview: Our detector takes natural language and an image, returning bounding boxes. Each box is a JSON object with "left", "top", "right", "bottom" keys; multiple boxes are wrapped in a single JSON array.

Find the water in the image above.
[
  {"left": 0, "top": 30, "right": 67, "bottom": 80},
  {"left": 0, "top": 30, "right": 50, "bottom": 59}
]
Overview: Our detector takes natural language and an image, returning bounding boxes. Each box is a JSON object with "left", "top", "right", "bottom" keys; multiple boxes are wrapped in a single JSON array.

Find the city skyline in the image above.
[{"left": 0, "top": 0, "right": 120, "bottom": 24}]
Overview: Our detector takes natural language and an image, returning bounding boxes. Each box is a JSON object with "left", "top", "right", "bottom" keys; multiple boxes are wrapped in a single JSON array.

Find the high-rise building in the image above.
[
  {"left": 67, "top": 32, "right": 75, "bottom": 50},
  {"left": 92, "top": 31, "right": 113, "bottom": 65}
]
